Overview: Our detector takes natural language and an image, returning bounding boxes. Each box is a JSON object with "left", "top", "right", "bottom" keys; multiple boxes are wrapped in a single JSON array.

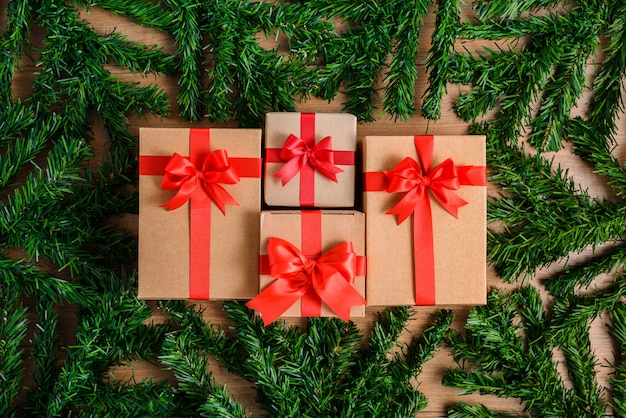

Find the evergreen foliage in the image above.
[{"left": 0, "top": 0, "right": 625, "bottom": 416}]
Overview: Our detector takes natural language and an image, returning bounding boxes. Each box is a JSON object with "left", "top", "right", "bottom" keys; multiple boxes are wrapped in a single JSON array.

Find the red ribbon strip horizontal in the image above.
[
  {"left": 363, "top": 135, "right": 486, "bottom": 305},
  {"left": 266, "top": 148, "right": 355, "bottom": 166},
  {"left": 260, "top": 254, "right": 366, "bottom": 276},
  {"left": 140, "top": 155, "right": 262, "bottom": 178}
]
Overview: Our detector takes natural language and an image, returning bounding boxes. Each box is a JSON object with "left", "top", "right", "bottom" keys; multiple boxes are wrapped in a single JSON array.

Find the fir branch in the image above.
[
  {"left": 223, "top": 302, "right": 450, "bottom": 417},
  {"left": 0, "top": 254, "right": 90, "bottom": 306},
  {"left": 472, "top": 0, "right": 564, "bottom": 22},
  {"left": 0, "top": 103, "right": 58, "bottom": 190},
  {"left": 72, "top": 380, "right": 179, "bottom": 417},
  {"left": 483, "top": 125, "right": 626, "bottom": 281},
  {"left": 585, "top": 0, "right": 626, "bottom": 141},
  {"left": 445, "top": 287, "right": 608, "bottom": 416},
  {"left": 608, "top": 303, "right": 626, "bottom": 416},
  {"left": 202, "top": 0, "right": 302, "bottom": 125},
  {"left": 542, "top": 241, "right": 626, "bottom": 295},
  {"left": 448, "top": 402, "right": 518, "bottom": 418},
  {"left": 166, "top": 0, "right": 204, "bottom": 121},
  {"left": 528, "top": 6, "right": 603, "bottom": 151},
  {"left": 75, "top": 0, "right": 175, "bottom": 33},
  {"left": 0, "top": 284, "right": 28, "bottom": 418},
  {"left": 160, "top": 329, "right": 247, "bottom": 417},
  {"left": 28, "top": 293, "right": 60, "bottom": 417},
  {"left": 43, "top": 292, "right": 166, "bottom": 415},
  {"left": 383, "top": 0, "right": 429, "bottom": 120},
  {"left": 569, "top": 116, "right": 626, "bottom": 200},
  {"left": 422, "top": 0, "right": 462, "bottom": 120},
  {"left": 458, "top": 11, "right": 569, "bottom": 40},
  {"left": 316, "top": 0, "right": 394, "bottom": 122},
  {"left": 0, "top": 0, "right": 34, "bottom": 102},
  {"left": 556, "top": 322, "right": 606, "bottom": 415},
  {"left": 453, "top": 43, "right": 554, "bottom": 133},
  {"left": 401, "top": 309, "right": 455, "bottom": 376},
  {"left": 94, "top": 31, "right": 177, "bottom": 75},
  {"left": 551, "top": 277, "right": 626, "bottom": 336}
]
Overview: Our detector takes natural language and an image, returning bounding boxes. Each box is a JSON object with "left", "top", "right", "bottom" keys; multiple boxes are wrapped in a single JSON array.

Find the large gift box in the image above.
[
  {"left": 138, "top": 128, "right": 262, "bottom": 300},
  {"left": 246, "top": 210, "right": 366, "bottom": 325},
  {"left": 363, "top": 135, "right": 487, "bottom": 306},
  {"left": 264, "top": 112, "right": 357, "bottom": 207}
]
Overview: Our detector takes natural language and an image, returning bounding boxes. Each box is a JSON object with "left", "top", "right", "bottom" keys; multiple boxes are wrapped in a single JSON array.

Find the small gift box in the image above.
[
  {"left": 363, "top": 135, "right": 487, "bottom": 306},
  {"left": 138, "top": 128, "right": 262, "bottom": 300},
  {"left": 246, "top": 210, "right": 366, "bottom": 325},
  {"left": 264, "top": 112, "right": 357, "bottom": 207}
]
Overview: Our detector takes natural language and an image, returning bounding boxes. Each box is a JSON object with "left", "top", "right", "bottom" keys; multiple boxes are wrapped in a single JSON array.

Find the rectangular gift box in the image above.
[
  {"left": 138, "top": 127, "right": 262, "bottom": 300},
  {"left": 264, "top": 112, "right": 357, "bottom": 207},
  {"left": 247, "top": 210, "right": 366, "bottom": 323},
  {"left": 363, "top": 135, "right": 486, "bottom": 306}
]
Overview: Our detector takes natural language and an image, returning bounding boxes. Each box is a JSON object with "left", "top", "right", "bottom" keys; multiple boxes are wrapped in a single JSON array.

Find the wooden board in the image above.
[{"left": 6, "top": 3, "right": 624, "bottom": 416}]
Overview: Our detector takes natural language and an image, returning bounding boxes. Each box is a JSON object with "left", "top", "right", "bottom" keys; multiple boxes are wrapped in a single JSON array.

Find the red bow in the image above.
[
  {"left": 385, "top": 154, "right": 468, "bottom": 224},
  {"left": 246, "top": 238, "right": 365, "bottom": 325},
  {"left": 160, "top": 150, "right": 240, "bottom": 214},
  {"left": 274, "top": 134, "right": 344, "bottom": 185}
]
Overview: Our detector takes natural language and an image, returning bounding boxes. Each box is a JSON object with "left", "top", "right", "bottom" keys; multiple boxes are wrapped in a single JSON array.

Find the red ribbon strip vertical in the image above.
[
  {"left": 300, "top": 210, "right": 323, "bottom": 316},
  {"left": 188, "top": 129, "right": 212, "bottom": 300},
  {"left": 299, "top": 113, "right": 316, "bottom": 206},
  {"left": 363, "top": 135, "right": 486, "bottom": 305}
]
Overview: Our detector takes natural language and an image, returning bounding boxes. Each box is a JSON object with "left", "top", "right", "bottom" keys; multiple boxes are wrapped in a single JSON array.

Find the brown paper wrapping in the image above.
[
  {"left": 259, "top": 210, "right": 366, "bottom": 318},
  {"left": 138, "top": 127, "right": 261, "bottom": 300},
  {"left": 363, "top": 136, "right": 486, "bottom": 306},
  {"left": 264, "top": 112, "right": 356, "bottom": 207}
]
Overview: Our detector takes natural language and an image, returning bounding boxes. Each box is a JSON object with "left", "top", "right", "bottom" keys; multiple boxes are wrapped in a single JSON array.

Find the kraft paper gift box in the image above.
[
  {"left": 246, "top": 210, "right": 366, "bottom": 325},
  {"left": 264, "top": 112, "right": 357, "bottom": 207},
  {"left": 138, "top": 127, "right": 262, "bottom": 300},
  {"left": 363, "top": 135, "right": 487, "bottom": 306}
]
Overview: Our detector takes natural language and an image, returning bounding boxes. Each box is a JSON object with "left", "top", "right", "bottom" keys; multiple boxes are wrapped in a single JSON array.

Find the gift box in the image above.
[
  {"left": 246, "top": 210, "right": 366, "bottom": 325},
  {"left": 264, "top": 112, "right": 357, "bottom": 207},
  {"left": 138, "top": 127, "right": 262, "bottom": 300},
  {"left": 363, "top": 135, "right": 487, "bottom": 306}
]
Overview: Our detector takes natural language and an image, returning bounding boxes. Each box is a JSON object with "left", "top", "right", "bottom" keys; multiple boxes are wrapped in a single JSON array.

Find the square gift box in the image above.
[
  {"left": 138, "top": 127, "right": 262, "bottom": 300},
  {"left": 264, "top": 112, "right": 357, "bottom": 207},
  {"left": 363, "top": 135, "right": 487, "bottom": 306},
  {"left": 246, "top": 210, "right": 366, "bottom": 325}
]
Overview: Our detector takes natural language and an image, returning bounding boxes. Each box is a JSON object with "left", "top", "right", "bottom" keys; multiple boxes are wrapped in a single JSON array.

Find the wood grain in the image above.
[{"left": 6, "top": 4, "right": 624, "bottom": 416}]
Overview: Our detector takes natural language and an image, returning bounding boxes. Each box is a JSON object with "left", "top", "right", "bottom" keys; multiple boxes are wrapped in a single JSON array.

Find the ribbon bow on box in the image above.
[
  {"left": 246, "top": 237, "right": 366, "bottom": 325},
  {"left": 160, "top": 150, "right": 240, "bottom": 213},
  {"left": 274, "top": 134, "right": 344, "bottom": 185}
]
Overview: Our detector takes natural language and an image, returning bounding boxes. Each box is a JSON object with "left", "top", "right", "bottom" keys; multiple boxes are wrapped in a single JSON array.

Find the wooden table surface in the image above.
[{"left": 9, "top": 4, "right": 624, "bottom": 416}]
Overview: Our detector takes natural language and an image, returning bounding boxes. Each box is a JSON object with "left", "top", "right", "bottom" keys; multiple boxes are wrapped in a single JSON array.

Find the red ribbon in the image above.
[
  {"left": 363, "top": 135, "right": 486, "bottom": 305},
  {"left": 265, "top": 113, "right": 354, "bottom": 206},
  {"left": 274, "top": 134, "right": 344, "bottom": 185},
  {"left": 139, "top": 128, "right": 262, "bottom": 300},
  {"left": 246, "top": 238, "right": 365, "bottom": 325},
  {"left": 160, "top": 150, "right": 240, "bottom": 214}
]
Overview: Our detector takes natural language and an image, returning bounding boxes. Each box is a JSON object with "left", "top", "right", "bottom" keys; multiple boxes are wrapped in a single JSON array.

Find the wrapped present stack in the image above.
[
  {"left": 137, "top": 113, "right": 487, "bottom": 326},
  {"left": 250, "top": 112, "right": 366, "bottom": 323}
]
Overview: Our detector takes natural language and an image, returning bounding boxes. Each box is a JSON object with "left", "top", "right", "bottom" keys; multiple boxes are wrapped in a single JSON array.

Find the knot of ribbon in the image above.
[
  {"left": 246, "top": 237, "right": 366, "bottom": 325},
  {"left": 274, "top": 134, "right": 344, "bottom": 185},
  {"left": 160, "top": 150, "right": 240, "bottom": 214},
  {"left": 385, "top": 151, "right": 468, "bottom": 225}
]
